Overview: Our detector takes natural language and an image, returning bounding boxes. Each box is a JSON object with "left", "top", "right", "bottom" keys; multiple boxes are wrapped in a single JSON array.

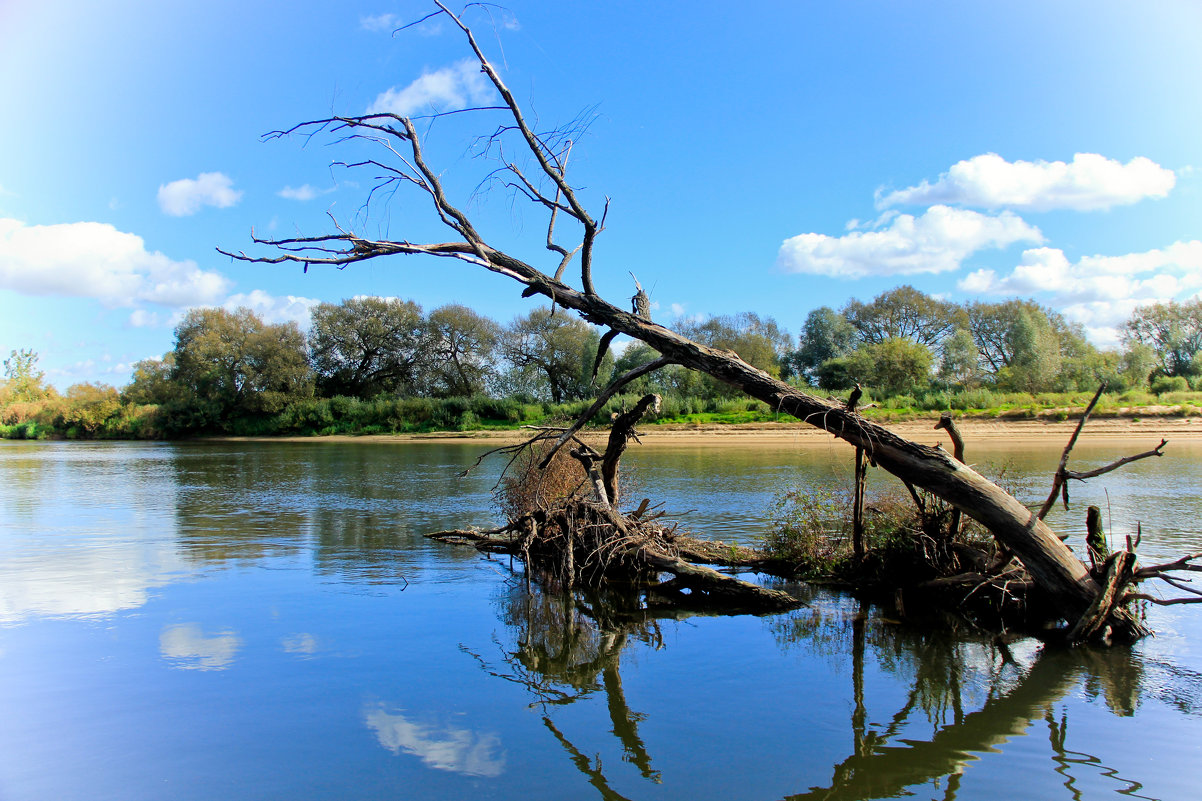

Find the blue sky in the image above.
[{"left": 2, "top": 0, "right": 1199, "bottom": 389}]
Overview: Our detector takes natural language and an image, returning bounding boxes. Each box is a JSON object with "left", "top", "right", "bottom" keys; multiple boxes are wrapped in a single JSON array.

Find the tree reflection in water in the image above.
[
  {"left": 466, "top": 581, "right": 663, "bottom": 799},
  {"left": 472, "top": 581, "right": 1165, "bottom": 801}
]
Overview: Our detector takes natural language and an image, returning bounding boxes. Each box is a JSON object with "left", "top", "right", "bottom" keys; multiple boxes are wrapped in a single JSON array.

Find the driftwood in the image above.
[
  {"left": 428, "top": 508, "right": 798, "bottom": 612},
  {"left": 429, "top": 393, "right": 799, "bottom": 613},
  {"left": 223, "top": 2, "right": 1202, "bottom": 642}
]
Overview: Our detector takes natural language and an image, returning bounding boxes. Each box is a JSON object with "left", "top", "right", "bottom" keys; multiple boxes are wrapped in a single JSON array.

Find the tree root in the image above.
[{"left": 427, "top": 497, "right": 800, "bottom": 613}]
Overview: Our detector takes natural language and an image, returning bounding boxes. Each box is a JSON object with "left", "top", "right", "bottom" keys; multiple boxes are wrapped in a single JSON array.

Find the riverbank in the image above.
[{"left": 218, "top": 413, "right": 1202, "bottom": 446}]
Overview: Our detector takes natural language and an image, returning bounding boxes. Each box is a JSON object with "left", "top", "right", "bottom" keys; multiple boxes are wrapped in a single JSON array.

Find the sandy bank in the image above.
[{"left": 224, "top": 414, "right": 1202, "bottom": 447}]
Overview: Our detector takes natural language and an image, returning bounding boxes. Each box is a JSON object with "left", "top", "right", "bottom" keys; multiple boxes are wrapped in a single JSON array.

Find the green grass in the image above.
[{"left": 9, "top": 387, "right": 1202, "bottom": 440}]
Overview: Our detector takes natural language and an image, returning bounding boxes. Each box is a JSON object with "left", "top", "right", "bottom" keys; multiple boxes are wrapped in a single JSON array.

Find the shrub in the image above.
[
  {"left": 0, "top": 421, "right": 47, "bottom": 440},
  {"left": 764, "top": 482, "right": 996, "bottom": 580},
  {"left": 1151, "top": 375, "right": 1189, "bottom": 396},
  {"left": 495, "top": 443, "right": 590, "bottom": 523},
  {"left": 884, "top": 394, "right": 917, "bottom": 411},
  {"left": 764, "top": 486, "right": 855, "bottom": 573},
  {"left": 947, "top": 388, "right": 995, "bottom": 410}
]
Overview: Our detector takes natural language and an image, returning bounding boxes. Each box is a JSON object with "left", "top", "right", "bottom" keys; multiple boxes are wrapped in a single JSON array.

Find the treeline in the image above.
[
  {"left": 783, "top": 287, "right": 1179, "bottom": 398},
  {"left": 4, "top": 289, "right": 1202, "bottom": 439}
]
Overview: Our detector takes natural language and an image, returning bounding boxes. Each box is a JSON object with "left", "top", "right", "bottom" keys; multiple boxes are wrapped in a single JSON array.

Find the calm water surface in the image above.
[{"left": 1, "top": 436, "right": 1201, "bottom": 800}]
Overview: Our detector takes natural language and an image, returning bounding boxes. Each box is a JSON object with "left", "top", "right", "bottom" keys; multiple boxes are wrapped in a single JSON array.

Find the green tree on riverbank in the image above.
[{"left": 7, "top": 289, "right": 1202, "bottom": 440}]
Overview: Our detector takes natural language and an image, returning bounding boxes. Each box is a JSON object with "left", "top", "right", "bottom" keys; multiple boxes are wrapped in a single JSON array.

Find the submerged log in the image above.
[
  {"left": 429, "top": 394, "right": 799, "bottom": 613},
  {"left": 426, "top": 501, "right": 799, "bottom": 612}
]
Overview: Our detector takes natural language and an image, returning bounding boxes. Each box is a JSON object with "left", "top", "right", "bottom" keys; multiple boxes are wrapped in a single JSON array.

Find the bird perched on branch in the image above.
[{"left": 846, "top": 382, "right": 862, "bottom": 412}]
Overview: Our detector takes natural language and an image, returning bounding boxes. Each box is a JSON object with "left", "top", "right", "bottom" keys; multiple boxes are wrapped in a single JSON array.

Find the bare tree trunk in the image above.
[
  {"left": 935, "top": 413, "right": 965, "bottom": 540},
  {"left": 853, "top": 447, "right": 867, "bottom": 562},
  {"left": 509, "top": 286, "right": 1106, "bottom": 627}
]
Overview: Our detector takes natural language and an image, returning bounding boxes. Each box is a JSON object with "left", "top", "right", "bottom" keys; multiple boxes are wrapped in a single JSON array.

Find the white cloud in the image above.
[
  {"left": 278, "top": 184, "right": 331, "bottom": 201},
  {"left": 223, "top": 289, "right": 321, "bottom": 327},
  {"left": 157, "top": 172, "right": 242, "bottom": 216},
  {"left": 777, "top": 205, "right": 1042, "bottom": 278},
  {"left": 367, "top": 60, "right": 495, "bottom": 117},
  {"left": 128, "top": 309, "right": 164, "bottom": 328},
  {"left": 362, "top": 12, "right": 444, "bottom": 36},
  {"left": 878, "top": 153, "right": 1175, "bottom": 211},
  {"left": 959, "top": 240, "right": 1202, "bottom": 342},
  {"left": 360, "top": 13, "right": 400, "bottom": 31},
  {"left": 0, "top": 218, "right": 231, "bottom": 307}
]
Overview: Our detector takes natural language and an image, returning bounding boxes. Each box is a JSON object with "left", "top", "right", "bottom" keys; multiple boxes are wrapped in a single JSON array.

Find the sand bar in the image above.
[{"left": 219, "top": 414, "right": 1202, "bottom": 447}]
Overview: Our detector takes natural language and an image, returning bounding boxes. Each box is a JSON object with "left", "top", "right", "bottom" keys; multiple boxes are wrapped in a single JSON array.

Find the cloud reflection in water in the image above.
[
  {"left": 281, "top": 632, "right": 319, "bottom": 656},
  {"left": 159, "top": 623, "right": 242, "bottom": 670},
  {"left": 364, "top": 704, "right": 505, "bottom": 777}
]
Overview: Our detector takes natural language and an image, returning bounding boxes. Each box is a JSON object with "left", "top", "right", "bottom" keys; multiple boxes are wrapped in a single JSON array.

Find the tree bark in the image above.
[
  {"left": 852, "top": 447, "right": 867, "bottom": 561},
  {"left": 486, "top": 276, "right": 1105, "bottom": 626}
]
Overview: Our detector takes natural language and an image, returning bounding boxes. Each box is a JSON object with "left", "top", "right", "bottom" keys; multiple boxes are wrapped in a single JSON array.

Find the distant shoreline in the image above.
[{"left": 213, "top": 414, "right": 1202, "bottom": 447}]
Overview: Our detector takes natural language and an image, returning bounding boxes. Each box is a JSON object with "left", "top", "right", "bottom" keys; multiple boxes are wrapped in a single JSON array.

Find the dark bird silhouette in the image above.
[{"left": 846, "top": 382, "right": 862, "bottom": 412}]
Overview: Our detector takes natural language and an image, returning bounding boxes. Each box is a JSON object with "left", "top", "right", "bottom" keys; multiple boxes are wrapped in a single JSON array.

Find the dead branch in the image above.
[
  {"left": 1063, "top": 439, "right": 1167, "bottom": 482},
  {"left": 538, "top": 360, "right": 672, "bottom": 469},
  {"left": 1135, "top": 551, "right": 1202, "bottom": 578},
  {"left": 1066, "top": 551, "right": 1143, "bottom": 645},
  {"left": 1036, "top": 386, "right": 1167, "bottom": 520},
  {"left": 1124, "top": 593, "right": 1202, "bottom": 606},
  {"left": 933, "top": 412, "right": 965, "bottom": 464},
  {"left": 434, "top": 0, "right": 603, "bottom": 295},
  {"left": 1037, "top": 384, "right": 1105, "bottom": 519},
  {"left": 934, "top": 413, "right": 964, "bottom": 539},
  {"left": 601, "top": 394, "right": 661, "bottom": 507}
]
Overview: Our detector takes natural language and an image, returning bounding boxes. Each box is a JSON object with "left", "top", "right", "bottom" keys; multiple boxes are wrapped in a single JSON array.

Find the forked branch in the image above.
[
  {"left": 1037, "top": 385, "right": 1166, "bottom": 520},
  {"left": 538, "top": 357, "right": 673, "bottom": 470}
]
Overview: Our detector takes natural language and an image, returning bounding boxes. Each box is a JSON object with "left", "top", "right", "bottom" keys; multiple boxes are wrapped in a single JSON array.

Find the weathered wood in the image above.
[
  {"left": 642, "top": 547, "right": 799, "bottom": 611},
  {"left": 1067, "top": 551, "right": 1141, "bottom": 645},
  {"left": 601, "top": 393, "right": 660, "bottom": 508},
  {"left": 934, "top": 412, "right": 965, "bottom": 540},
  {"left": 934, "top": 412, "right": 965, "bottom": 463},
  {"left": 569, "top": 447, "right": 610, "bottom": 509},
  {"left": 1086, "top": 505, "right": 1110, "bottom": 570},
  {"left": 852, "top": 447, "right": 867, "bottom": 561}
]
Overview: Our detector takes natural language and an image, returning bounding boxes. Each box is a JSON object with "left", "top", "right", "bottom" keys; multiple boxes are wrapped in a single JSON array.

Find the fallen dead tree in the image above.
[{"left": 223, "top": 2, "right": 1202, "bottom": 643}]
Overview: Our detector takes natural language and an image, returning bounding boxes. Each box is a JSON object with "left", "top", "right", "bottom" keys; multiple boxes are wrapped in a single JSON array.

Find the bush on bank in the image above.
[{"left": 4, "top": 386, "right": 1202, "bottom": 441}]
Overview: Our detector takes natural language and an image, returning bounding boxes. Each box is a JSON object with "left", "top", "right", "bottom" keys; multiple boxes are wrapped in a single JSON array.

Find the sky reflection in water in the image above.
[{"left": 0, "top": 439, "right": 1200, "bottom": 800}]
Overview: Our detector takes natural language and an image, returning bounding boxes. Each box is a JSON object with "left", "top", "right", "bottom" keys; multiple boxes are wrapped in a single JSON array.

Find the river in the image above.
[{"left": 1, "top": 436, "right": 1200, "bottom": 800}]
